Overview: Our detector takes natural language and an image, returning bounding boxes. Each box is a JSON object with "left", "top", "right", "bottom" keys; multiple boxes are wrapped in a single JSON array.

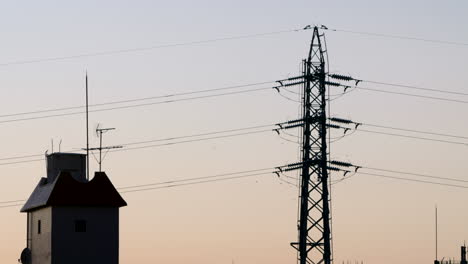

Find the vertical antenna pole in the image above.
[
  {"left": 86, "top": 73, "right": 90, "bottom": 181},
  {"left": 99, "top": 130, "right": 103, "bottom": 172},
  {"left": 436, "top": 205, "right": 438, "bottom": 261},
  {"left": 92, "top": 127, "right": 119, "bottom": 172}
]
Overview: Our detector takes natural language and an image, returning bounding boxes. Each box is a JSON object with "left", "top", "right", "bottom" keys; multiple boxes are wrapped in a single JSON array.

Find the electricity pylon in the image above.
[{"left": 276, "top": 26, "right": 332, "bottom": 264}]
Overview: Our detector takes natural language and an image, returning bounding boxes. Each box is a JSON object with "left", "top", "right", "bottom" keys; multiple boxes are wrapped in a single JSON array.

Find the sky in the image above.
[{"left": 1, "top": 0, "right": 468, "bottom": 263}]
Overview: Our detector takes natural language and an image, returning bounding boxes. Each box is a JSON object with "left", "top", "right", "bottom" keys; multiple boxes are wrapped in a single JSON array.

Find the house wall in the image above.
[
  {"left": 51, "top": 206, "right": 119, "bottom": 264},
  {"left": 29, "top": 207, "right": 52, "bottom": 264}
]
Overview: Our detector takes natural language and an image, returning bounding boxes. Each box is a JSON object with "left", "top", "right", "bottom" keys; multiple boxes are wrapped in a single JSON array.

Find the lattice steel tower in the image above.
[{"left": 291, "top": 26, "right": 331, "bottom": 264}]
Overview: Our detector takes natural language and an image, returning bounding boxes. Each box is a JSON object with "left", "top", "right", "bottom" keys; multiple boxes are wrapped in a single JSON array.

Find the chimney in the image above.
[{"left": 46, "top": 153, "right": 87, "bottom": 183}]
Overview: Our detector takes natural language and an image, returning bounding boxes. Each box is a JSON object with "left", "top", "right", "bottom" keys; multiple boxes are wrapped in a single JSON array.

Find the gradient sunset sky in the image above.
[{"left": 1, "top": 1, "right": 467, "bottom": 263}]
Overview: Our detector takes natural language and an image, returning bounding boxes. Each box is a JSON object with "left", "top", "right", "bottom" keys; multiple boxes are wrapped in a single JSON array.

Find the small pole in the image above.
[
  {"left": 436, "top": 205, "right": 438, "bottom": 261},
  {"left": 93, "top": 127, "right": 119, "bottom": 172},
  {"left": 86, "top": 73, "right": 90, "bottom": 181},
  {"left": 99, "top": 129, "right": 103, "bottom": 172}
]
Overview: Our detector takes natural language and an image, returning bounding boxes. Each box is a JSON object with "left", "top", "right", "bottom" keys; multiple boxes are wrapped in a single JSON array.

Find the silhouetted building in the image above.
[{"left": 19, "top": 153, "right": 127, "bottom": 264}]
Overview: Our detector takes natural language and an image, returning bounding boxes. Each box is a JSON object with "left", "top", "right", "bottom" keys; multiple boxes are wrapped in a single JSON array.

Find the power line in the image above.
[
  {"left": 114, "top": 130, "right": 272, "bottom": 152},
  {"left": 357, "top": 129, "right": 468, "bottom": 146},
  {"left": 362, "top": 80, "right": 468, "bottom": 97},
  {"left": 291, "top": 77, "right": 468, "bottom": 104},
  {"left": 0, "top": 124, "right": 274, "bottom": 161},
  {"left": 3, "top": 116, "right": 466, "bottom": 166},
  {"left": 1, "top": 80, "right": 464, "bottom": 128},
  {"left": 120, "top": 172, "right": 272, "bottom": 194},
  {"left": 0, "top": 159, "right": 43, "bottom": 166},
  {"left": 0, "top": 126, "right": 275, "bottom": 166},
  {"left": 0, "top": 81, "right": 274, "bottom": 119},
  {"left": 329, "top": 117, "right": 468, "bottom": 144},
  {"left": 322, "top": 26, "right": 468, "bottom": 47},
  {"left": 120, "top": 125, "right": 274, "bottom": 147},
  {"left": 0, "top": 27, "right": 311, "bottom": 67},
  {"left": 327, "top": 73, "right": 468, "bottom": 102},
  {"left": 2, "top": 162, "right": 468, "bottom": 209},
  {"left": 0, "top": 168, "right": 275, "bottom": 209},
  {"left": 0, "top": 154, "right": 44, "bottom": 161},
  {"left": 361, "top": 122, "right": 468, "bottom": 140},
  {"left": 328, "top": 162, "right": 467, "bottom": 185},
  {"left": 357, "top": 171, "right": 468, "bottom": 189},
  {"left": 5, "top": 167, "right": 468, "bottom": 209},
  {"left": 0, "top": 199, "right": 28, "bottom": 204},
  {"left": 354, "top": 86, "right": 468, "bottom": 104},
  {"left": 0, "top": 87, "right": 272, "bottom": 125},
  {"left": 0, "top": 203, "right": 24, "bottom": 209},
  {"left": 118, "top": 168, "right": 273, "bottom": 190},
  {"left": 361, "top": 166, "right": 468, "bottom": 184},
  {"left": 3, "top": 127, "right": 464, "bottom": 169}
]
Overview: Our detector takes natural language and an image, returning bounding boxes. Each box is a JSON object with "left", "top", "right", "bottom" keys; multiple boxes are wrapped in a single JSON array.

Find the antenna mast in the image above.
[
  {"left": 435, "top": 205, "right": 439, "bottom": 264},
  {"left": 87, "top": 126, "right": 122, "bottom": 172},
  {"left": 86, "top": 73, "right": 90, "bottom": 181}
]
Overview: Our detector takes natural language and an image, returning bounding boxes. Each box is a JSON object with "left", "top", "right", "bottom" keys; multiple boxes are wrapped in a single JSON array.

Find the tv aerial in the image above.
[{"left": 85, "top": 123, "right": 122, "bottom": 172}]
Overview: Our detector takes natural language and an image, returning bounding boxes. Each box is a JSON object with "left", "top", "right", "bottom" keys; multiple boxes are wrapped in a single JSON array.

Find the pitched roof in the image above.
[{"left": 21, "top": 171, "right": 127, "bottom": 212}]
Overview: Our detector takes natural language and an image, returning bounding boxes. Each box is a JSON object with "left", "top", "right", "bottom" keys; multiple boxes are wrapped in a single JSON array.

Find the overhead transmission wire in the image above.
[
  {"left": 0, "top": 86, "right": 274, "bottom": 125},
  {"left": 1, "top": 77, "right": 466, "bottom": 127},
  {"left": 0, "top": 167, "right": 279, "bottom": 209},
  {"left": 360, "top": 122, "right": 468, "bottom": 140},
  {"left": 356, "top": 172, "right": 468, "bottom": 189},
  {"left": 0, "top": 124, "right": 277, "bottom": 165},
  {"left": 0, "top": 81, "right": 274, "bottom": 119},
  {"left": 323, "top": 72, "right": 468, "bottom": 104},
  {"left": 120, "top": 172, "right": 273, "bottom": 194},
  {"left": 119, "top": 124, "right": 274, "bottom": 147},
  {"left": 323, "top": 75, "right": 468, "bottom": 144},
  {"left": 3, "top": 117, "right": 466, "bottom": 169},
  {"left": 353, "top": 86, "right": 468, "bottom": 104},
  {"left": 19, "top": 77, "right": 468, "bottom": 164},
  {"left": 5, "top": 163, "right": 467, "bottom": 207},
  {"left": 276, "top": 174, "right": 298, "bottom": 187},
  {"left": 1, "top": 113, "right": 466, "bottom": 166},
  {"left": 331, "top": 172, "right": 357, "bottom": 185},
  {"left": 2, "top": 162, "right": 468, "bottom": 209},
  {"left": 0, "top": 26, "right": 312, "bottom": 67},
  {"left": 326, "top": 117, "right": 467, "bottom": 146},
  {"left": 321, "top": 25, "right": 468, "bottom": 47},
  {"left": 329, "top": 166, "right": 468, "bottom": 188},
  {"left": 356, "top": 129, "right": 468, "bottom": 146},
  {"left": 112, "top": 129, "right": 272, "bottom": 152},
  {"left": 118, "top": 168, "right": 273, "bottom": 190},
  {"left": 361, "top": 79, "right": 468, "bottom": 97},
  {"left": 360, "top": 166, "right": 468, "bottom": 184}
]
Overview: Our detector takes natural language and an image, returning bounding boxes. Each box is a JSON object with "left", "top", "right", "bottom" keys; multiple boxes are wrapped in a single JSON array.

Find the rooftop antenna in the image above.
[
  {"left": 87, "top": 123, "right": 122, "bottom": 172},
  {"left": 86, "top": 72, "right": 90, "bottom": 181}
]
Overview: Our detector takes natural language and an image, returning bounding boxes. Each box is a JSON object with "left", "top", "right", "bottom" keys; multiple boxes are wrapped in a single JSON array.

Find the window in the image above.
[
  {"left": 75, "top": 220, "right": 87, "bottom": 233},
  {"left": 37, "top": 220, "right": 41, "bottom": 234}
]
